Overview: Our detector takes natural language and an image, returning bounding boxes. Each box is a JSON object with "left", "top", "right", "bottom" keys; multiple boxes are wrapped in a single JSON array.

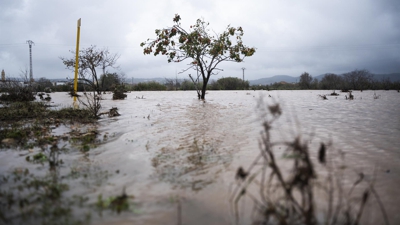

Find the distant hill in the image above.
[
  {"left": 249, "top": 75, "right": 298, "bottom": 85},
  {"left": 128, "top": 77, "right": 166, "bottom": 84}
]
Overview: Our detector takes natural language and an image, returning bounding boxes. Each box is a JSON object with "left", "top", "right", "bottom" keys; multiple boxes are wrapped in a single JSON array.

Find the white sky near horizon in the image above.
[{"left": 0, "top": 0, "right": 399, "bottom": 81}]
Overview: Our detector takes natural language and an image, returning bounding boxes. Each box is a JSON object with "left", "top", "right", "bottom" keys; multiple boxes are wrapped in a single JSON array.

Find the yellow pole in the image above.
[{"left": 73, "top": 18, "right": 81, "bottom": 106}]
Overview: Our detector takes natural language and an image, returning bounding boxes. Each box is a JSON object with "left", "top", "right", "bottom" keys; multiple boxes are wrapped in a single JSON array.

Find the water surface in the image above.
[{"left": 2, "top": 90, "right": 399, "bottom": 224}]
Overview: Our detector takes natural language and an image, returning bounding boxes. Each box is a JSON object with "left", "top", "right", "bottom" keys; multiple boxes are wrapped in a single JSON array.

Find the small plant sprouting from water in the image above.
[
  {"left": 25, "top": 140, "right": 67, "bottom": 170},
  {"left": 345, "top": 91, "right": 354, "bottom": 100},
  {"left": 231, "top": 97, "right": 389, "bottom": 225},
  {"left": 318, "top": 94, "right": 328, "bottom": 100},
  {"left": 373, "top": 92, "right": 380, "bottom": 100},
  {"left": 96, "top": 188, "right": 136, "bottom": 215}
]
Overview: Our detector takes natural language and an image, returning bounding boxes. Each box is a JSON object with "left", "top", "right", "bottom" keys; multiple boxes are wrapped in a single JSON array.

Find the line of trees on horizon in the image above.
[
  {"left": 3, "top": 69, "right": 398, "bottom": 93},
  {"left": 298, "top": 69, "right": 399, "bottom": 91},
  {"left": 253, "top": 69, "right": 400, "bottom": 91}
]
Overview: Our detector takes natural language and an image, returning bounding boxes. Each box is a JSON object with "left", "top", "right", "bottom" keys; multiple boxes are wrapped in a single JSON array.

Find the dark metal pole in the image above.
[{"left": 26, "top": 40, "right": 34, "bottom": 82}]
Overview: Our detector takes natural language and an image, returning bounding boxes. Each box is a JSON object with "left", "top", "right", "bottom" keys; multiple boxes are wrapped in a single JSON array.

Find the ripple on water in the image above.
[{"left": 13, "top": 90, "right": 400, "bottom": 225}]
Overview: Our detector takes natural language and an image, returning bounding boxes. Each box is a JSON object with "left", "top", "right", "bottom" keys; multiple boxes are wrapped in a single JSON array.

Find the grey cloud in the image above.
[{"left": 0, "top": 0, "right": 399, "bottom": 80}]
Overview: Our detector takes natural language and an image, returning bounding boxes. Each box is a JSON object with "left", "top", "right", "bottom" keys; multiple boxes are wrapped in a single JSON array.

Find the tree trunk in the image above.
[
  {"left": 200, "top": 75, "right": 210, "bottom": 100},
  {"left": 200, "top": 82, "right": 207, "bottom": 100}
]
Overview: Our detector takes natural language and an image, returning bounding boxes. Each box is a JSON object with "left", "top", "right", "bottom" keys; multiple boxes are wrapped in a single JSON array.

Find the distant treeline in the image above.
[
  {"left": 128, "top": 70, "right": 399, "bottom": 91},
  {"left": 252, "top": 70, "right": 400, "bottom": 91},
  {"left": 8, "top": 77, "right": 249, "bottom": 92},
  {"left": 4, "top": 69, "right": 398, "bottom": 93}
]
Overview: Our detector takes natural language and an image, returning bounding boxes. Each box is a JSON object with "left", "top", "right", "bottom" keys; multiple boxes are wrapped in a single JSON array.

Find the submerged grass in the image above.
[
  {"left": 0, "top": 101, "right": 96, "bottom": 122},
  {"left": 0, "top": 167, "right": 91, "bottom": 225},
  {"left": 0, "top": 134, "right": 128, "bottom": 225},
  {"left": 0, "top": 94, "right": 136, "bottom": 225},
  {"left": 0, "top": 101, "right": 97, "bottom": 149},
  {"left": 0, "top": 94, "right": 132, "bottom": 224}
]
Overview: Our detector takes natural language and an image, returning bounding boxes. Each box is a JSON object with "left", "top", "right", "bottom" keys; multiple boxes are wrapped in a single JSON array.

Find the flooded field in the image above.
[{"left": 1, "top": 90, "right": 399, "bottom": 224}]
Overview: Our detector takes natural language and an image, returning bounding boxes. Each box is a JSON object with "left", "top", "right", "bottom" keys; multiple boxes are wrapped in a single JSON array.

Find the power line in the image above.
[
  {"left": 1, "top": 42, "right": 400, "bottom": 52},
  {"left": 0, "top": 43, "right": 140, "bottom": 48}
]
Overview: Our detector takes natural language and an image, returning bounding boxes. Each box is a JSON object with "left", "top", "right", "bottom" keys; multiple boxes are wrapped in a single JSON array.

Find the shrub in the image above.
[
  {"left": 112, "top": 84, "right": 127, "bottom": 100},
  {"left": 0, "top": 79, "right": 35, "bottom": 102}
]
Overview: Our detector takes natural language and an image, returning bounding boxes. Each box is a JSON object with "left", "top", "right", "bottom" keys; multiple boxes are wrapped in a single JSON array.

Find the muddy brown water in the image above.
[{"left": 1, "top": 90, "right": 399, "bottom": 224}]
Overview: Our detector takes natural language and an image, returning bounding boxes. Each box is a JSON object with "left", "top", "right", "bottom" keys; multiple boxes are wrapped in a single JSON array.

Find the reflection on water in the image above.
[
  {"left": 1, "top": 90, "right": 399, "bottom": 224},
  {"left": 151, "top": 100, "right": 244, "bottom": 191}
]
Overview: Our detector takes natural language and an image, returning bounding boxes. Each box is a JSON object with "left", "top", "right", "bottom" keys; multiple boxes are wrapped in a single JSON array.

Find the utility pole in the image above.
[
  {"left": 1, "top": 69, "right": 5, "bottom": 81},
  {"left": 26, "top": 40, "right": 34, "bottom": 82},
  {"left": 175, "top": 70, "right": 178, "bottom": 91},
  {"left": 241, "top": 67, "right": 246, "bottom": 90},
  {"left": 73, "top": 18, "right": 81, "bottom": 106}
]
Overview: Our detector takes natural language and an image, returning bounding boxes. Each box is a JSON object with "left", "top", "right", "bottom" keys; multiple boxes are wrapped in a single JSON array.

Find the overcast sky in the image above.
[{"left": 1, "top": 0, "right": 399, "bottom": 81}]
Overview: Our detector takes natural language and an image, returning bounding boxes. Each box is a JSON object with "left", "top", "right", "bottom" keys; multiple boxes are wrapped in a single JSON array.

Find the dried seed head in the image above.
[
  {"left": 318, "top": 143, "right": 326, "bottom": 164},
  {"left": 268, "top": 104, "right": 281, "bottom": 116}
]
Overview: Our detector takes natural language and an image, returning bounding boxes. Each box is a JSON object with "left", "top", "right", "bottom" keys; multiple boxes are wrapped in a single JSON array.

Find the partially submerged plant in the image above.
[
  {"left": 96, "top": 188, "right": 135, "bottom": 215},
  {"left": 75, "top": 92, "right": 102, "bottom": 119},
  {"left": 26, "top": 145, "right": 65, "bottom": 172},
  {"left": 345, "top": 91, "right": 354, "bottom": 100},
  {"left": 98, "top": 107, "right": 120, "bottom": 117},
  {"left": 231, "top": 97, "right": 389, "bottom": 225},
  {"left": 112, "top": 84, "right": 127, "bottom": 100},
  {"left": 330, "top": 91, "right": 339, "bottom": 96},
  {"left": 318, "top": 94, "right": 328, "bottom": 100}
]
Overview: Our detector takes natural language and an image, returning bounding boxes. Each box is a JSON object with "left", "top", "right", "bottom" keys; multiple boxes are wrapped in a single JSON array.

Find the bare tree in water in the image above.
[{"left": 60, "top": 45, "right": 120, "bottom": 94}]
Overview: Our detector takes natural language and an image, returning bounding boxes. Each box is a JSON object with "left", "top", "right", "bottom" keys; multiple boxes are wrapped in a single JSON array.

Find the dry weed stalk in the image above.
[
  {"left": 77, "top": 92, "right": 102, "bottom": 118},
  {"left": 231, "top": 97, "right": 389, "bottom": 225}
]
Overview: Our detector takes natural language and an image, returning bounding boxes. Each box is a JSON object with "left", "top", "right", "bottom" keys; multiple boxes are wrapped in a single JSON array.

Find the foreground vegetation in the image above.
[{"left": 231, "top": 98, "right": 389, "bottom": 225}]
